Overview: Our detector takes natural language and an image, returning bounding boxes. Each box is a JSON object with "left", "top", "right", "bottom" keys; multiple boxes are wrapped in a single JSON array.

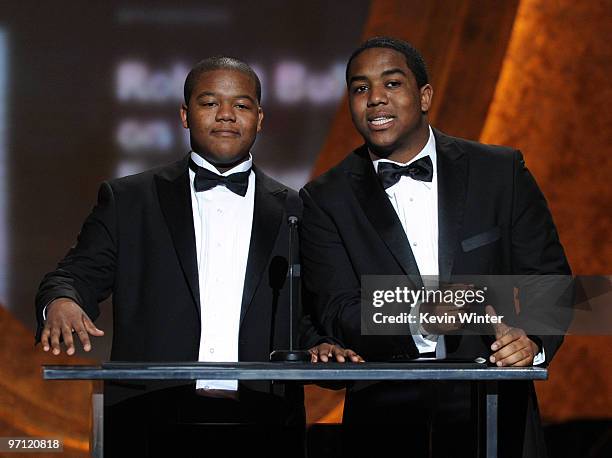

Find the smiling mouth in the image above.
[{"left": 367, "top": 116, "right": 395, "bottom": 128}]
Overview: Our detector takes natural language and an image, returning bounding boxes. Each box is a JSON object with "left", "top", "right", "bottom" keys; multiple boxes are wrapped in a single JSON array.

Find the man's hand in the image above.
[
  {"left": 486, "top": 305, "right": 538, "bottom": 367},
  {"left": 40, "top": 298, "right": 104, "bottom": 355},
  {"left": 308, "top": 343, "right": 364, "bottom": 363}
]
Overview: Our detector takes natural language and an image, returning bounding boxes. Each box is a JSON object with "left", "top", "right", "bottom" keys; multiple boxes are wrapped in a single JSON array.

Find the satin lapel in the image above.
[
  {"left": 240, "top": 167, "right": 286, "bottom": 326},
  {"left": 348, "top": 147, "right": 421, "bottom": 277},
  {"left": 155, "top": 156, "right": 200, "bottom": 318},
  {"left": 435, "top": 129, "right": 468, "bottom": 282}
]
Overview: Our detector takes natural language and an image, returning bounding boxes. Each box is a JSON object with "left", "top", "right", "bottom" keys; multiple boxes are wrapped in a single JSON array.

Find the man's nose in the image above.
[
  {"left": 367, "top": 84, "right": 388, "bottom": 106},
  {"left": 216, "top": 103, "right": 236, "bottom": 121}
]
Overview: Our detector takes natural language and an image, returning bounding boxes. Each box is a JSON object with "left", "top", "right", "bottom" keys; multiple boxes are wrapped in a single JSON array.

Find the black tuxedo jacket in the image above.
[
  {"left": 36, "top": 155, "right": 318, "bottom": 403},
  {"left": 300, "top": 129, "right": 571, "bottom": 360},
  {"left": 299, "top": 129, "right": 572, "bottom": 457}
]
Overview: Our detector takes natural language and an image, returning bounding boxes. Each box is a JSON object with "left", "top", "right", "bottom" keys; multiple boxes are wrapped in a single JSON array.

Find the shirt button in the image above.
[
  {"left": 412, "top": 242, "right": 418, "bottom": 247},
  {"left": 409, "top": 197, "right": 414, "bottom": 202},
  {"left": 209, "top": 348, "right": 215, "bottom": 354}
]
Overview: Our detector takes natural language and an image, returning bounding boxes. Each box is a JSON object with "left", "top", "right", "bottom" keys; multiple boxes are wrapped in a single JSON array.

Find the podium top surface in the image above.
[{"left": 42, "top": 362, "right": 548, "bottom": 381}]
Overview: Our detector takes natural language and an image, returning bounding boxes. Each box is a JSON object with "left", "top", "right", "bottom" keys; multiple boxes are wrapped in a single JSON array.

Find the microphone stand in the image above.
[{"left": 270, "top": 215, "right": 310, "bottom": 362}]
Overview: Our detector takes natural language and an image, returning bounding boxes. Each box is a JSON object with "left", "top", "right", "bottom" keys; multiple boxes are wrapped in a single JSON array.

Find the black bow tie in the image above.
[
  {"left": 377, "top": 156, "right": 434, "bottom": 189},
  {"left": 189, "top": 159, "right": 251, "bottom": 196}
]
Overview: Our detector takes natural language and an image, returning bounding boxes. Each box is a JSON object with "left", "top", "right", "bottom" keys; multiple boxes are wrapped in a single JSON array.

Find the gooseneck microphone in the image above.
[{"left": 270, "top": 194, "right": 311, "bottom": 362}]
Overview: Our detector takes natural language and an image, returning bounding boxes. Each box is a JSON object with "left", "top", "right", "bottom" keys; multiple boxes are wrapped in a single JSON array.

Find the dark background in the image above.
[{"left": 1, "top": 1, "right": 369, "bottom": 361}]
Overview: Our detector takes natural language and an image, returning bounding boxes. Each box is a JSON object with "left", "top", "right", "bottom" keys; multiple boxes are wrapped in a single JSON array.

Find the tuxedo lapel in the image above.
[
  {"left": 240, "top": 166, "right": 286, "bottom": 326},
  {"left": 435, "top": 129, "right": 468, "bottom": 282},
  {"left": 155, "top": 156, "right": 201, "bottom": 318},
  {"left": 347, "top": 147, "right": 421, "bottom": 278}
]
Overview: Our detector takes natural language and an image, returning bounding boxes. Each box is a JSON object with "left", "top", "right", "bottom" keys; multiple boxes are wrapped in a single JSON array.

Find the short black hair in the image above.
[
  {"left": 183, "top": 56, "right": 262, "bottom": 104},
  {"left": 346, "top": 37, "right": 429, "bottom": 88}
]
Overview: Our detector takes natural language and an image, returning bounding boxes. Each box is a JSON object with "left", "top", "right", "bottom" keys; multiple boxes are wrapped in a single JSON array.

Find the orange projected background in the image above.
[
  {"left": 1, "top": 0, "right": 610, "bottom": 456},
  {"left": 309, "top": 0, "right": 612, "bottom": 430}
]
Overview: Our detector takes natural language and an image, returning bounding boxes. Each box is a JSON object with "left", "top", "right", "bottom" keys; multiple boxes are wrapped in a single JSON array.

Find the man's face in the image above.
[
  {"left": 347, "top": 47, "right": 432, "bottom": 157},
  {"left": 180, "top": 69, "right": 263, "bottom": 166}
]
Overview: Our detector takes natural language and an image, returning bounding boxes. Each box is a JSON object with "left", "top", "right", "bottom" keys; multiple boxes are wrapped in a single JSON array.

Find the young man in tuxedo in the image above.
[
  {"left": 36, "top": 56, "right": 360, "bottom": 457},
  {"left": 300, "top": 37, "right": 572, "bottom": 457}
]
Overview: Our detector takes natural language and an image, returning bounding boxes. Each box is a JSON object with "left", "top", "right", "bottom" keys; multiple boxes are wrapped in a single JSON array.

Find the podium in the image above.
[{"left": 43, "top": 362, "right": 547, "bottom": 458}]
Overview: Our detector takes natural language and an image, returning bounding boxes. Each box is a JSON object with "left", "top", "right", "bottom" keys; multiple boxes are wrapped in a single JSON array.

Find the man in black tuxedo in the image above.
[
  {"left": 35, "top": 56, "right": 359, "bottom": 457},
  {"left": 300, "top": 37, "right": 572, "bottom": 457}
]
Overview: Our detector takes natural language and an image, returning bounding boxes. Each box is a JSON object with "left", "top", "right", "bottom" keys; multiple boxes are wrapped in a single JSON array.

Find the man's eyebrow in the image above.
[
  {"left": 349, "top": 68, "right": 408, "bottom": 85},
  {"left": 195, "top": 92, "right": 257, "bottom": 104},
  {"left": 195, "top": 91, "right": 216, "bottom": 99},
  {"left": 381, "top": 68, "right": 408, "bottom": 78},
  {"left": 348, "top": 75, "right": 368, "bottom": 85},
  {"left": 233, "top": 94, "right": 257, "bottom": 104}
]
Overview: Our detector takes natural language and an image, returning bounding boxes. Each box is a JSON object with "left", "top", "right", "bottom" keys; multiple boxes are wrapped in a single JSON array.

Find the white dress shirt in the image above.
[
  {"left": 189, "top": 152, "right": 255, "bottom": 391},
  {"left": 372, "top": 126, "right": 440, "bottom": 355}
]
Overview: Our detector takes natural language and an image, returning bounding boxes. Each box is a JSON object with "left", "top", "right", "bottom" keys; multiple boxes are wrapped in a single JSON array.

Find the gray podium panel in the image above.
[
  {"left": 43, "top": 361, "right": 547, "bottom": 381},
  {"left": 42, "top": 363, "right": 547, "bottom": 458}
]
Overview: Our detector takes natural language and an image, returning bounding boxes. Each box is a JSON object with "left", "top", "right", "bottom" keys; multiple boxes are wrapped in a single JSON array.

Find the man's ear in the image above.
[
  {"left": 420, "top": 84, "right": 433, "bottom": 113},
  {"left": 256, "top": 106, "right": 264, "bottom": 132},
  {"left": 180, "top": 103, "right": 189, "bottom": 129}
]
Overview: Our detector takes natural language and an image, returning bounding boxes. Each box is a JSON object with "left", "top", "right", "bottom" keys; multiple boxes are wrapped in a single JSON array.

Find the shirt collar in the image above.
[
  {"left": 189, "top": 151, "right": 253, "bottom": 176},
  {"left": 372, "top": 125, "right": 437, "bottom": 175}
]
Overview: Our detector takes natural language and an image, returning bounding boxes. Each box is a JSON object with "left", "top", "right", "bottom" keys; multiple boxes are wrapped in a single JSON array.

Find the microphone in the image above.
[{"left": 270, "top": 194, "right": 310, "bottom": 362}]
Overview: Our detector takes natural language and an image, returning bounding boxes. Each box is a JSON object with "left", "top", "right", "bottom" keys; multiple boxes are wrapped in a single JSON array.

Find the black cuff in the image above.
[{"left": 528, "top": 335, "right": 543, "bottom": 353}]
